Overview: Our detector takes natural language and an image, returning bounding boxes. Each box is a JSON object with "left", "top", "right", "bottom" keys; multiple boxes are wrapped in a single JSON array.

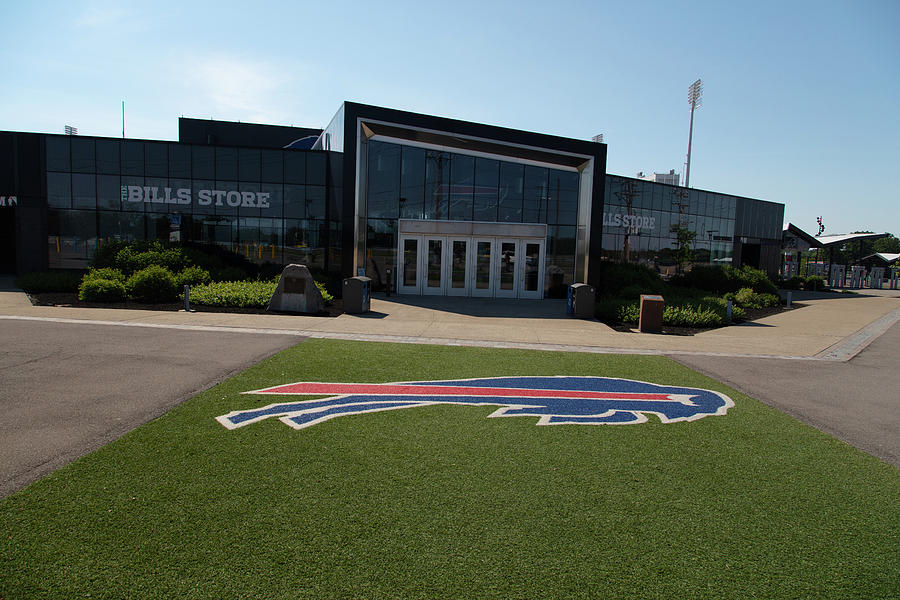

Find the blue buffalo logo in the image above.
[{"left": 216, "top": 376, "right": 734, "bottom": 431}]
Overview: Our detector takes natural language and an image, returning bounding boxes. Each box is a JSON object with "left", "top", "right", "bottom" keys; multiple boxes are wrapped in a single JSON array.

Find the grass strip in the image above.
[{"left": 2, "top": 340, "right": 897, "bottom": 599}]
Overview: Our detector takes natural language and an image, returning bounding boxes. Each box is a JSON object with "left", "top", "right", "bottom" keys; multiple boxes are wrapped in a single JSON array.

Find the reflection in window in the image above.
[
  {"left": 498, "top": 162, "right": 523, "bottom": 222},
  {"left": 47, "top": 172, "right": 72, "bottom": 209},
  {"left": 46, "top": 137, "right": 70, "bottom": 172},
  {"left": 122, "top": 141, "right": 145, "bottom": 176},
  {"left": 71, "top": 138, "right": 95, "bottom": 173},
  {"left": 400, "top": 146, "right": 425, "bottom": 219},
  {"left": 424, "top": 150, "right": 449, "bottom": 220},
  {"left": 449, "top": 154, "right": 474, "bottom": 221},
  {"left": 367, "top": 141, "right": 400, "bottom": 219},
  {"left": 72, "top": 173, "right": 96, "bottom": 209},
  {"left": 473, "top": 158, "right": 499, "bottom": 222}
]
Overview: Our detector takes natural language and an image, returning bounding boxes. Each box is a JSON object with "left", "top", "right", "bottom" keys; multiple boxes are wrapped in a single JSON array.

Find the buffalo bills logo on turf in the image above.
[{"left": 216, "top": 376, "right": 734, "bottom": 431}]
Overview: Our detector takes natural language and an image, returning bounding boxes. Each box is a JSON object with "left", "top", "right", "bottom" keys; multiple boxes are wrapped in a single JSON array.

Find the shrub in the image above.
[
  {"left": 126, "top": 265, "right": 179, "bottom": 303},
  {"left": 115, "top": 246, "right": 186, "bottom": 275},
  {"left": 732, "top": 287, "right": 780, "bottom": 309},
  {"left": 671, "top": 264, "right": 777, "bottom": 295},
  {"left": 779, "top": 275, "right": 805, "bottom": 290},
  {"left": 188, "top": 280, "right": 277, "bottom": 308},
  {"left": 175, "top": 266, "right": 212, "bottom": 287},
  {"left": 78, "top": 278, "right": 127, "bottom": 302},
  {"left": 595, "top": 261, "right": 664, "bottom": 297},
  {"left": 91, "top": 239, "right": 131, "bottom": 268},
  {"left": 595, "top": 295, "right": 745, "bottom": 328},
  {"left": 804, "top": 275, "right": 826, "bottom": 291},
  {"left": 15, "top": 271, "right": 83, "bottom": 293},
  {"left": 316, "top": 281, "right": 334, "bottom": 306},
  {"left": 83, "top": 267, "right": 126, "bottom": 284}
]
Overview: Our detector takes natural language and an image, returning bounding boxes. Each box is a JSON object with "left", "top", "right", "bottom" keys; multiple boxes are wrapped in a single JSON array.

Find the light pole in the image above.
[{"left": 684, "top": 78, "right": 703, "bottom": 188}]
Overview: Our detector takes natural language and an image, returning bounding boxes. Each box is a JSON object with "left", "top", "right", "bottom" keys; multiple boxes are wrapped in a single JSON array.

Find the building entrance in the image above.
[{"left": 397, "top": 234, "right": 544, "bottom": 299}]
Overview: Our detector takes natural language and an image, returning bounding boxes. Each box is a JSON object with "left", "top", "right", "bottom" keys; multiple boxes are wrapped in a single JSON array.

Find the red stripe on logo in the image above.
[{"left": 251, "top": 382, "right": 678, "bottom": 402}]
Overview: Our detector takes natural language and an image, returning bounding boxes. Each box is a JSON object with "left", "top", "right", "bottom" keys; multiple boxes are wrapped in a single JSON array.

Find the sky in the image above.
[{"left": 3, "top": 0, "right": 898, "bottom": 237}]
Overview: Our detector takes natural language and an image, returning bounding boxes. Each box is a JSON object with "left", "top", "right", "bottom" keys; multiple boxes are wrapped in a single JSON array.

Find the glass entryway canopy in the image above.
[{"left": 396, "top": 220, "right": 546, "bottom": 299}]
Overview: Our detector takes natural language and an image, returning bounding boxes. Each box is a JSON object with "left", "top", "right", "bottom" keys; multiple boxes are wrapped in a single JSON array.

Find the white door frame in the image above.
[{"left": 396, "top": 233, "right": 545, "bottom": 299}]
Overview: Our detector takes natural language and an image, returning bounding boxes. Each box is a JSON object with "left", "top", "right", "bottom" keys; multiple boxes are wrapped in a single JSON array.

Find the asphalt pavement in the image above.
[
  {"left": 0, "top": 319, "right": 300, "bottom": 497},
  {"left": 672, "top": 318, "right": 900, "bottom": 467}
]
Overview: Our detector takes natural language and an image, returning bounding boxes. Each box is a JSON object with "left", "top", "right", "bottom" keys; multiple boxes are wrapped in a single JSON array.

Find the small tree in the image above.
[
  {"left": 670, "top": 224, "right": 697, "bottom": 274},
  {"left": 874, "top": 234, "right": 900, "bottom": 254}
]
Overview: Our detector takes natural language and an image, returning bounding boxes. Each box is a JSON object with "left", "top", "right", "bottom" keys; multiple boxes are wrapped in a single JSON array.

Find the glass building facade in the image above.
[
  {"left": 603, "top": 175, "right": 783, "bottom": 275},
  {"left": 42, "top": 135, "right": 336, "bottom": 272},
  {"left": 1, "top": 102, "right": 785, "bottom": 291},
  {"left": 363, "top": 139, "right": 581, "bottom": 297}
]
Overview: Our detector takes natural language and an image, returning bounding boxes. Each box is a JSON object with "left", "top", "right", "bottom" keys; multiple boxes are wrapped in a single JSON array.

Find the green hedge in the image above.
[
  {"left": 187, "top": 280, "right": 277, "bottom": 308},
  {"left": 596, "top": 296, "right": 746, "bottom": 328},
  {"left": 187, "top": 279, "right": 334, "bottom": 309},
  {"left": 126, "top": 265, "right": 179, "bottom": 303},
  {"left": 671, "top": 265, "right": 778, "bottom": 295},
  {"left": 78, "top": 278, "right": 127, "bottom": 302}
]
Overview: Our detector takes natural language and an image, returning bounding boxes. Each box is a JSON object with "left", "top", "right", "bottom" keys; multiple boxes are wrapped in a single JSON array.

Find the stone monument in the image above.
[{"left": 267, "top": 264, "right": 325, "bottom": 314}]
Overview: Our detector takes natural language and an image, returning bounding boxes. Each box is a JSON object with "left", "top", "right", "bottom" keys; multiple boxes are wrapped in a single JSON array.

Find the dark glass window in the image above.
[
  {"left": 97, "top": 175, "right": 121, "bottom": 210},
  {"left": 365, "top": 218, "right": 397, "bottom": 291},
  {"left": 260, "top": 183, "right": 284, "bottom": 218},
  {"left": 449, "top": 154, "right": 474, "bottom": 221},
  {"left": 144, "top": 177, "right": 170, "bottom": 214},
  {"left": 473, "top": 158, "right": 499, "bottom": 222},
  {"left": 424, "top": 150, "right": 449, "bottom": 220},
  {"left": 46, "top": 137, "right": 70, "bottom": 172},
  {"left": 306, "top": 186, "right": 326, "bottom": 219},
  {"left": 498, "top": 162, "right": 523, "bottom": 222},
  {"left": 213, "top": 180, "right": 240, "bottom": 216},
  {"left": 284, "top": 151, "right": 306, "bottom": 184},
  {"left": 215, "top": 147, "right": 238, "bottom": 181},
  {"left": 71, "top": 138, "right": 95, "bottom": 173},
  {"left": 284, "top": 185, "right": 305, "bottom": 218},
  {"left": 523, "top": 166, "right": 548, "bottom": 223},
  {"left": 146, "top": 143, "right": 168, "bottom": 177},
  {"left": 191, "top": 180, "right": 216, "bottom": 215},
  {"left": 261, "top": 150, "right": 283, "bottom": 182},
  {"left": 399, "top": 145, "right": 425, "bottom": 220},
  {"left": 367, "top": 141, "right": 400, "bottom": 219},
  {"left": 121, "top": 176, "right": 145, "bottom": 213},
  {"left": 47, "top": 172, "right": 71, "bottom": 208},
  {"left": 237, "top": 182, "right": 261, "bottom": 218},
  {"left": 192, "top": 146, "right": 214, "bottom": 179},
  {"left": 72, "top": 174, "right": 96, "bottom": 209},
  {"left": 122, "top": 141, "right": 145, "bottom": 175},
  {"left": 306, "top": 153, "right": 326, "bottom": 185},
  {"left": 99, "top": 211, "right": 144, "bottom": 241},
  {"left": 239, "top": 149, "right": 261, "bottom": 182},
  {"left": 96, "top": 140, "right": 120, "bottom": 174},
  {"left": 548, "top": 170, "right": 578, "bottom": 225},
  {"left": 169, "top": 145, "right": 191, "bottom": 178}
]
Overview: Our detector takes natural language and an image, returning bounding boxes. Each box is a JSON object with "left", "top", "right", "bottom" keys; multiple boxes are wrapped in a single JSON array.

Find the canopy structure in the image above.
[{"left": 812, "top": 232, "right": 890, "bottom": 247}]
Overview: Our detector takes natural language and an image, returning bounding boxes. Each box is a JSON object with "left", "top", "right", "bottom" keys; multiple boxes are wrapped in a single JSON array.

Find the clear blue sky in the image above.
[{"left": 3, "top": 0, "right": 898, "bottom": 237}]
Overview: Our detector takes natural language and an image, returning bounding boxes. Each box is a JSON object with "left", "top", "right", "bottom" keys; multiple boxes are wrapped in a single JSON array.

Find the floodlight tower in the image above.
[{"left": 684, "top": 78, "right": 703, "bottom": 188}]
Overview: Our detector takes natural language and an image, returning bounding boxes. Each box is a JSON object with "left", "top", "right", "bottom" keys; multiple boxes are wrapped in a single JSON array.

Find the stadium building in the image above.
[{"left": 0, "top": 102, "right": 784, "bottom": 297}]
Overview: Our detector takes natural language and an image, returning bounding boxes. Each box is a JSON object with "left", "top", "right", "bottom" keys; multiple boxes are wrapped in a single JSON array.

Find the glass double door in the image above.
[{"left": 398, "top": 235, "right": 544, "bottom": 299}]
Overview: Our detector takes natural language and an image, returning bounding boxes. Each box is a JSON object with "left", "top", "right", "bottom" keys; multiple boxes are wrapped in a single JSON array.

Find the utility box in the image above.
[
  {"left": 639, "top": 295, "right": 664, "bottom": 333},
  {"left": 567, "top": 283, "right": 595, "bottom": 319},
  {"left": 343, "top": 276, "right": 371, "bottom": 314}
]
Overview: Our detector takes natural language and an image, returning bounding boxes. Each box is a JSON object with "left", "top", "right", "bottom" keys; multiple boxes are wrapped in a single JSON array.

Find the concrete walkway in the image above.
[{"left": 2, "top": 283, "right": 899, "bottom": 361}]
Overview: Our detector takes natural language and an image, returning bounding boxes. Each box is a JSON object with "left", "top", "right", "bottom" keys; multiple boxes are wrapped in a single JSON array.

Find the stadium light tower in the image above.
[{"left": 684, "top": 78, "right": 703, "bottom": 188}]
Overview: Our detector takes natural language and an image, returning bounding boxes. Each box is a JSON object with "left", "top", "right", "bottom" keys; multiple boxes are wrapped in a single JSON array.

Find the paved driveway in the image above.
[
  {"left": 0, "top": 319, "right": 301, "bottom": 497},
  {"left": 672, "top": 320, "right": 900, "bottom": 468}
]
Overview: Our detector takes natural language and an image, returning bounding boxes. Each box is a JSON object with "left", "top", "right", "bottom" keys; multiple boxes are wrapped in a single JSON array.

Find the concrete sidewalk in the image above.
[{"left": 2, "top": 281, "right": 899, "bottom": 360}]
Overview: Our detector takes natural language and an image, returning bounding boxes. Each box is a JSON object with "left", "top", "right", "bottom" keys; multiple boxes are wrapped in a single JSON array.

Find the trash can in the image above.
[
  {"left": 567, "top": 283, "right": 595, "bottom": 319},
  {"left": 343, "top": 276, "right": 371, "bottom": 314},
  {"left": 639, "top": 294, "right": 664, "bottom": 333}
]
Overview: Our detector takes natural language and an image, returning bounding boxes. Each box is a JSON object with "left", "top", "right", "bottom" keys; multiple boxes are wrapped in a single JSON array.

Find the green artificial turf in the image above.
[{"left": 1, "top": 339, "right": 898, "bottom": 599}]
